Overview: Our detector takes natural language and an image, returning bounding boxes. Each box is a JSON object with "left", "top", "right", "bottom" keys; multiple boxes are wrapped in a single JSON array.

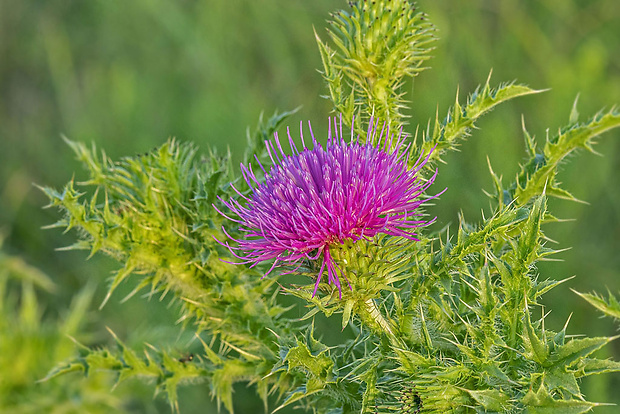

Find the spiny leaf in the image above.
[
  {"left": 284, "top": 340, "right": 333, "bottom": 389},
  {"left": 421, "top": 75, "right": 544, "bottom": 165},
  {"left": 462, "top": 388, "right": 510, "bottom": 411},
  {"left": 516, "top": 196, "right": 546, "bottom": 267},
  {"left": 572, "top": 289, "right": 620, "bottom": 321},
  {"left": 244, "top": 107, "right": 300, "bottom": 166},
  {"left": 547, "top": 336, "right": 615, "bottom": 368},
  {"left": 510, "top": 107, "right": 620, "bottom": 206},
  {"left": 575, "top": 357, "right": 620, "bottom": 378},
  {"left": 522, "top": 383, "right": 600, "bottom": 413},
  {"left": 211, "top": 360, "right": 256, "bottom": 414},
  {"left": 43, "top": 333, "right": 207, "bottom": 411},
  {"left": 522, "top": 305, "right": 549, "bottom": 365},
  {"left": 273, "top": 386, "right": 322, "bottom": 413},
  {"left": 448, "top": 205, "right": 529, "bottom": 262}
]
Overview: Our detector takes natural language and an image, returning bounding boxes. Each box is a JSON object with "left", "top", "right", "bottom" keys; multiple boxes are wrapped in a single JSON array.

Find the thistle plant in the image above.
[{"left": 41, "top": 1, "right": 620, "bottom": 413}]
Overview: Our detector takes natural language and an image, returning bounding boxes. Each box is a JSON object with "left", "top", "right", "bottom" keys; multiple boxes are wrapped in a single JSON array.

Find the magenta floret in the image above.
[{"left": 216, "top": 117, "right": 440, "bottom": 296}]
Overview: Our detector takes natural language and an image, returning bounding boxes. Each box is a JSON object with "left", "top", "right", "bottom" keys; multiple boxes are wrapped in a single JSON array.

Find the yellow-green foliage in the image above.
[
  {"left": 40, "top": 1, "right": 620, "bottom": 413},
  {"left": 0, "top": 237, "right": 126, "bottom": 413}
]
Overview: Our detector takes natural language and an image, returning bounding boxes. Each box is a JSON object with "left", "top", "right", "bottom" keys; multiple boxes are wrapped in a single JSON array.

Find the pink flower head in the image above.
[{"left": 216, "top": 117, "right": 440, "bottom": 297}]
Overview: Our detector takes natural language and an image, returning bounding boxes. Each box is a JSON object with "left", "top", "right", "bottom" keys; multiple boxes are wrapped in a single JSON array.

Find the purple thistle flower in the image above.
[{"left": 216, "top": 117, "right": 440, "bottom": 297}]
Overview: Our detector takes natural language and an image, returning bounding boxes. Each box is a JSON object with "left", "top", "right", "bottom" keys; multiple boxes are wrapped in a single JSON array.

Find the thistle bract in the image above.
[{"left": 217, "top": 118, "right": 439, "bottom": 296}]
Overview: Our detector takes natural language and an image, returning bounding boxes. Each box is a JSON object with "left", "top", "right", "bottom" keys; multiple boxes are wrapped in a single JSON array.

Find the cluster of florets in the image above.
[{"left": 216, "top": 117, "right": 439, "bottom": 296}]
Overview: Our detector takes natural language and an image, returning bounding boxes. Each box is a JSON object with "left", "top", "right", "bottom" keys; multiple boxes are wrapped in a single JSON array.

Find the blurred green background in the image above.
[{"left": 1, "top": 0, "right": 618, "bottom": 412}]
